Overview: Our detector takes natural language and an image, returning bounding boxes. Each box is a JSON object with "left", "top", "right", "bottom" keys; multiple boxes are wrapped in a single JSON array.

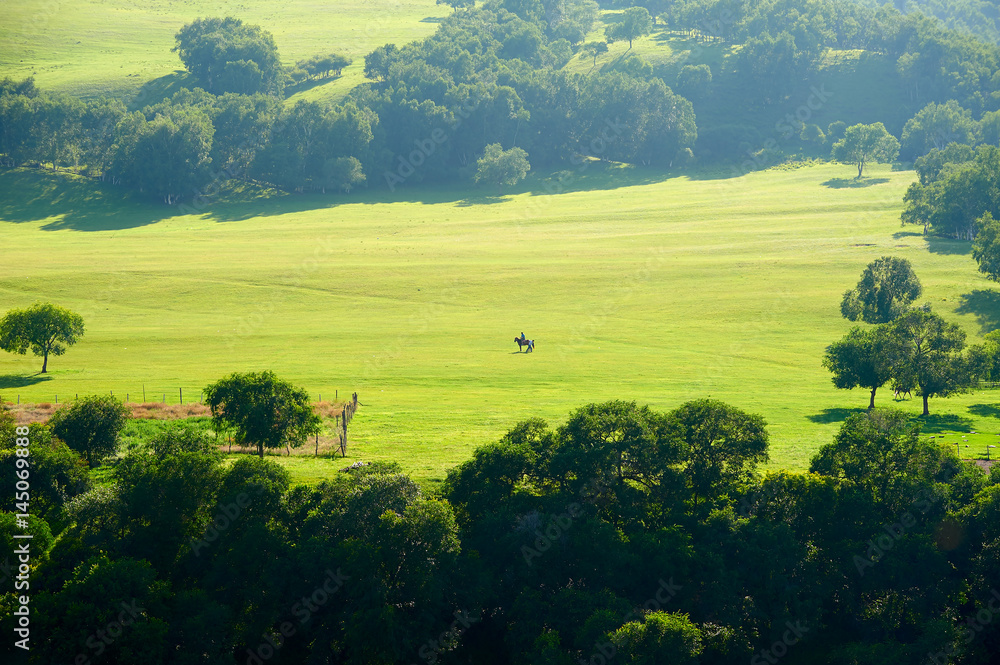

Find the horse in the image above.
[
  {"left": 893, "top": 387, "right": 912, "bottom": 399},
  {"left": 515, "top": 337, "right": 534, "bottom": 352}
]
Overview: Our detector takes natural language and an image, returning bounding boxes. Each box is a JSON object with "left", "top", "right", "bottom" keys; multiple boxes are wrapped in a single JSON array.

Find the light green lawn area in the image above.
[
  {"left": 0, "top": 0, "right": 448, "bottom": 103},
  {"left": 2, "top": 162, "right": 1000, "bottom": 487}
]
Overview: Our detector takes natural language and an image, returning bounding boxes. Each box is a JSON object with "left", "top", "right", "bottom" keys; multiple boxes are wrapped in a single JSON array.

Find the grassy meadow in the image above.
[
  {"left": 0, "top": 0, "right": 449, "bottom": 104},
  {"left": 3, "top": 162, "right": 1000, "bottom": 485}
]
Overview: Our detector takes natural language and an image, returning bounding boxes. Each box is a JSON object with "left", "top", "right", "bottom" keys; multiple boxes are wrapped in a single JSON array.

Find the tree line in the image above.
[
  {"left": 7, "top": 0, "right": 1000, "bottom": 203},
  {"left": 1, "top": 386, "right": 999, "bottom": 664}
]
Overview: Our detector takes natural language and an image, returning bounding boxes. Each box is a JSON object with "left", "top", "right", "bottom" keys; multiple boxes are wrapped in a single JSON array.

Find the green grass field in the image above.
[
  {"left": 0, "top": 0, "right": 448, "bottom": 104},
  {"left": 3, "top": 162, "right": 1000, "bottom": 486}
]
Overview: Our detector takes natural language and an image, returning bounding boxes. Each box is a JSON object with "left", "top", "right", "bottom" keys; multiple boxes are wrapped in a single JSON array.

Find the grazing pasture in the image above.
[{"left": 2, "top": 162, "right": 999, "bottom": 485}]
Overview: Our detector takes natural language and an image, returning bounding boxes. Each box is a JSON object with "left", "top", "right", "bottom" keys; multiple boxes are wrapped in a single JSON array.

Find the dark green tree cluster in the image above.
[
  {"left": 3, "top": 393, "right": 1000, "bottom": 664},
  {"left": 902, "top": 144, "right": 1000, "bottom": 240},
  {"left": 173, "top": 17, "right": 284, "bottom": 95},
  {"left": 826, "top": 257, "right": 985, "bottom": 415}
]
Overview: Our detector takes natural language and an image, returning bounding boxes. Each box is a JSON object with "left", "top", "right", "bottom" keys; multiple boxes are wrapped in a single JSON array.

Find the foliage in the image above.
[
  {"left": 900, "top": 99, "right": 979, "bottom": 161},
  {"left": 823, "top": 325, "right": 896, "bottom": 408},
  {"left": 0, "top": 302, "right": 84, "bottom": 373},
  {"left": 831, "top": 122, "right": 900, "bottom": 178},
  {"left": 474, "top": 143, "right": 530, "bottom": 192},
  {"left": 840, "top": 256, "right": 922, "bottom": 324},
  {"left": 173, "top": 17, "right": 283, "bottom": 95},
  {"left": 204, "top": 371, "right": 321, "bottom": 458},
  {"left": 902, "top": 145, "right": 1000, "bottom": 239},
  {"left": 605, "top": 7, "right": 653, "bottom": 49},
  {"left": 971, "top": 211, "right": 1000, "bottom": 281},
  {"left": 48, "top": 394, "right": 130, "bottom": 467},
  {"left": 890, "top": 308, "right": 972, "bottom": 415}
]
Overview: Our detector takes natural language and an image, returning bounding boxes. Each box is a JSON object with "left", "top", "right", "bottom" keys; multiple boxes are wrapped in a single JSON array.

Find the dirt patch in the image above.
[{"left": 6, "top": 399, "right": 346, "bottom": 425}]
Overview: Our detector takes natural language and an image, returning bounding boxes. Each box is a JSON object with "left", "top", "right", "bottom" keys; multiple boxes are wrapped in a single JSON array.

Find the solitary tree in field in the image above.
[
  {"left": 605, "top": 7, "right": 653, "bottom": 50},
  {"left": 972, "top": 212, "right": 1000, "bottom": 281},
  {"left": 841, "top": 256, "right": 922, "bottom": 324},
  {"left": 831, "top": 122, "right": 900, "bottom": 178},
  {"left": 0, "top": 302, "right": 85, "bottom": 373},
  {"left": 582, "top": 41, "right": 609, "bottom": 68},
  {"left": 49, "top": 394, "right": 130, "bottom": 467},
  {"left": 890, "top": 308, "right": 971, "bottom": 416},
  {"left": 437, "top": 0, "right": 475, "bottom": 12},
  {"left": 204, "top": 371, "right": 320, "bottom": 459},
  {"left": 474, "top": 143, "right": 530, "bottom": 194},
  {"left": 823, "top": 325, "right": 896, "bottom": 409}
]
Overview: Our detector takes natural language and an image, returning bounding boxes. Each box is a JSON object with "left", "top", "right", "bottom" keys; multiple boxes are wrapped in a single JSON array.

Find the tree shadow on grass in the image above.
[
  {"left": 456, "top": 194, "right": 508, "bottom": 206},
  {"left": 0, "top": 169, "right": 185, "bottom": 231},
  {"left": 130, "top": 71, "right": 198, "bottom": 110},
  {"left": 968, "top": 403, "right": 1000, "bottom": 419},
  {"left": 925, "top": 236, "right": 970, "bottom": 255},
  {"left": 915, "top": 412, "right": 975, "bottom": 434},
  {"left": 0, "top": 373, "right": 51, "bottom": 390},
  {"left": 822, "top": 177, "right": 889, "bottom": 188},
  {"left": 806, "top": 407, "right": 867, "bottom": 424},
  {"left": 956, "top": 290, "right": 1000, "bottom": 333}
]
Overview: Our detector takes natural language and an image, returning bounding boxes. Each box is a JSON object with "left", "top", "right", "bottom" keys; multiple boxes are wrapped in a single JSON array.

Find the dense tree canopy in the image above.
[{"left": 173, "top": 17, "right": 284, "bottom": 95}]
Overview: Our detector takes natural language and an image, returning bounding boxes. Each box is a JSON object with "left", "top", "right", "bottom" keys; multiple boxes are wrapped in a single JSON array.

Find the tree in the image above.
[
  {"left": 890, "top": 308, "right": 970, "bottom": 416},
  {"left": 364, "top": 44, "right": 400, "bottom": 81},
  {"left": 474, "top": 143, "right": 530, "bottom": 193},
  {"left": 670, "top": 399, "right": 769, "bottom": 509},
  {"left": 437, "top": 0, "right": 475, "bottom": 12},
  {"left": 823, "top": 325, "right": 896, "bottom": 409},
  {"left": 900, "top": 100, "right": 979, "bottom": 161},
  {"left": 972, "top": 212, "right": 1000, "bottom": 281},
  {"left": 0, "top": 302, "right": 85, "bottom": 372},
  {"left": 48, "top": 394, "right": 130, "bottom": 467},
  {"left": 582, "top": 40, "right": 609, "bottom": 68},
  {"left": 605, "top": 7, "right": 653, "bottom": 49},
  {"left": 173, "top": 17, "right": 284, "bottom": 95},
  {"left": 840, "top": 256, "right": 922, "bottom": 324},
  {"left": 204, "top": 371, "right": 321, "bottom": 458},
  {"left": 609, "top": 612, "right": 703, "bottom": 665},
  {"left": 675, "top": 64, "right": 711, "bottom": 100},
  {"left": 831, "top": 122, "right": 900, "bottom": 178},
  {"left": 810, "top": 408, "right": 934, "bottom": 510}
]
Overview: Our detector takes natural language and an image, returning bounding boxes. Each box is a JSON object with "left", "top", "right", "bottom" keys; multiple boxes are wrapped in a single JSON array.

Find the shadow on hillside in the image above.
[
  {"left": 0, "top": 169, "right": 185, "bottom": 231},
  {"left": 420, "top": 16, "right": 444, "bottom": 22},
  {"left": 0, "top": 373, "right": 51, "bottom": 390},
  {"left": 956, "top": 289, "right": 1000, "bottom": 333},
  {"left": 456, "top": 194, "right": 508, "bottom": 206},
  {"left": 822, "top": 177, "right": 889, "bottom": 188},
  {"left": 285, "top": 75, "right": 342, "bottom": 97},
  {"left": 130, "top": 71, "right": 197, "bottom": 110},
  {"left": 968, "top": 403, "right": 1000, "bottom": 419},
  {"left": 925, "top": 235, "right": 971, "bottom": 255},
  {"left": 916, "top": 413, "right": 975, "bottom": 434},
  {"left": 806, "top": 407, "right": 866, "bottom": 424}
]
